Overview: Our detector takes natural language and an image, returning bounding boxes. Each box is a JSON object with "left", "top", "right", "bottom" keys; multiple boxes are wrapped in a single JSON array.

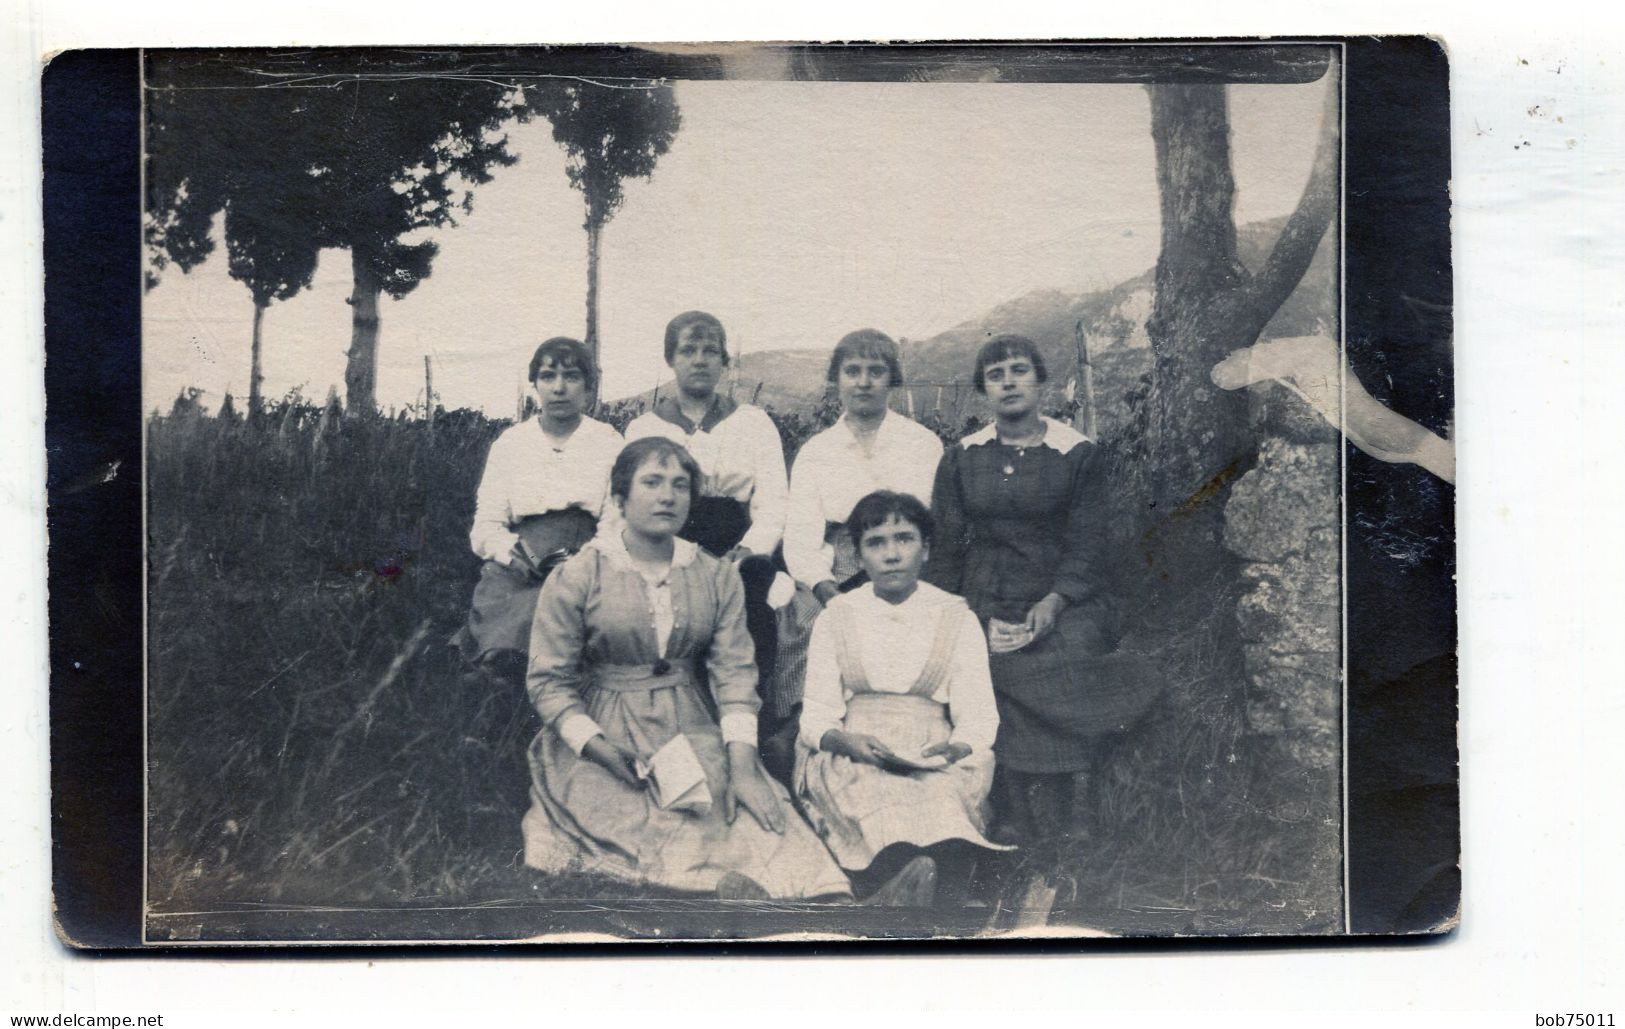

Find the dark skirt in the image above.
[
  {"left": 977, "top": 598, "right": 1162, "bottom": 773},
  {"left": 457, "top": 508, "right": 599, "bottom": 664}
]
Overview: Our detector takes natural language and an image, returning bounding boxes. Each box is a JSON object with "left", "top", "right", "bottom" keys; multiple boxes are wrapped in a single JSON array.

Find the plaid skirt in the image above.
[{"left": 979, "top": 599, "right": 1162, "bottom": 773}]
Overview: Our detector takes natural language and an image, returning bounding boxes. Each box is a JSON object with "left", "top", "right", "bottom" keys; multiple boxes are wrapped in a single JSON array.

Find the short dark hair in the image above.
[
  {"left": 529, "top": 336, "right": 597, "bottom": 391},
  {"left": 663, "top": 311, "right": 729, "bottom": 366},
  {"left": 846, "top": 490, "right": 934, "bottom": 549},
  {"left": 972, "top": 334, "right": 1048, "bottom": 393},
  {"left": 826, "top": 329, "right": 904, "bottom": 388},
  {"left": 610, "top": 437, "right": 705, "bottom": 503}
]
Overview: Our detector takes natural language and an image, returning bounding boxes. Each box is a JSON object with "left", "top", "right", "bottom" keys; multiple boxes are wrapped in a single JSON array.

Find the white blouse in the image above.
[
  {"left": 784, "top": 412, "right": 943, "bottom": 588},
  {"left": 469, "top": 415, "right": 625, "bottom": 563},
  {"left": 624, "top": 396, "right": 789, "bottom": 558},
  {"left": 798, "top": 582, "right": 999, "bottom": 766}
]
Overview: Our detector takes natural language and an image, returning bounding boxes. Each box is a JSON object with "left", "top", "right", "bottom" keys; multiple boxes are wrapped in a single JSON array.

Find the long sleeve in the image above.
[
  {"left": 796, "top": 610, "right": 847, "bottom": 751},
  {"left": 704, "top": 558, "right": 763, "bottom": 745},
  {"left": 783, "top": 438, "right": 835, "bottom": 588},
  {"left": 1050, "top": 442, "right": 1109, "bottom": 607},
  {"left": 740, "top": 408, "right": 789, "bottom": 558},
  {"left": 924, "top": 445, "right": 968, "bottom": 593},
  {"left": 469, "top": 433, "right": 520, "bottom": 563},
  {"left": 944, "top": 605, "right": 999, "bottom": 764},
  {"left": 526, "top": 552, "right": 602, "bottom": 753}
]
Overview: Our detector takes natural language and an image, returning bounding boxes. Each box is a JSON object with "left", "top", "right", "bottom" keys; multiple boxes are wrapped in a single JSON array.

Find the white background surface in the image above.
[{"left": 3, "top": 0, "right": 1623, "bottom": 1016}]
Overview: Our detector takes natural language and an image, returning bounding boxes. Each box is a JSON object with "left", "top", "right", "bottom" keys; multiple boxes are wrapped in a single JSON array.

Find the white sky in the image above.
[{"left": 142, "top": 73, "right": 1333, "bottom": 414}]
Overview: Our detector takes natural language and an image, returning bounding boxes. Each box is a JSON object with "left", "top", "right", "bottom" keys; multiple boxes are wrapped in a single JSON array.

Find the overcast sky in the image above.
[{"left": 142, "top": 72, "right": 1333, "bottom": 415}]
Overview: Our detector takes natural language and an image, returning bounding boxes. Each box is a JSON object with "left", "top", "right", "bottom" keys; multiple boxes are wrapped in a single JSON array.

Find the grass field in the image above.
[{"left": 145, "top": 395, "right": 1340, "bottom": 936}]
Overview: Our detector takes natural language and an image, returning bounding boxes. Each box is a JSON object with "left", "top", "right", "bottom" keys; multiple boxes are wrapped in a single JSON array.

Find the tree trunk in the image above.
[
  {"left": 1144, "top": 70, "right": 1340, "bottom": 522},
  {"left": 249, "top": 299, "right": 267, "bottom": 418},
  {"left": 1145, "top": 83, "right": 1253, "bottom": 519},
  {"left": 584, "top": 219, "right": 602, "bottom": 372},
  {"left": 345, "top": 246, "right": 383, "bottom": 416}
]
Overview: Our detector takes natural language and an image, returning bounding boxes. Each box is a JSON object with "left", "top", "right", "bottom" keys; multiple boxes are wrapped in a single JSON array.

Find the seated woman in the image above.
[
  {"left": 767, "top": 329, "right": 943, "bottom": 778},
  {"left": 457, "top": 336, "right": 623, "bottom": 682},
  {"left": 521, "top": 438, "right": 933, "bottom": 903},
  {"left": 927, "top": 334, "right": 1159, "bottom": 845},
  {"left": 795, "top": 490, "right": 1009, "bottom": 906}
]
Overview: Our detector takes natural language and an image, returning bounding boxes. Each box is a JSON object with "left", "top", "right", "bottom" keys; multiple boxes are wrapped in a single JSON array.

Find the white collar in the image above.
[
  {"left": 591, "top": 527, "right": 700, "bottom": 573},
  {"left": 960, "top": 415, "right": 1089, "bottom": 454},
  {"left": 838, "top": 410, "right": 896, "bottom": 449},
  {"left": 847, "top": 579, "right": 956, "bottom": 615}
]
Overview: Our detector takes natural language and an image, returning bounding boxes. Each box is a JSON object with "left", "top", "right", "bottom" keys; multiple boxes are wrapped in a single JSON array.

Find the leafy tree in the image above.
[
  {"left": 146, "top": 80, "right": 323, "bottom": 415},
  {"left": 146, "top": 54, "right": 525, "bottom": 414},
  {"left": 537, "top": 80, "right": 681, "bottom": 368}
]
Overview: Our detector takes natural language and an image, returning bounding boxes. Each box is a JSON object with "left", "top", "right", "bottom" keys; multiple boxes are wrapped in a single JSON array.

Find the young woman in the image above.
[
  {"left": 520, "top": 438, "right": 938, "bottom": 902},
  {"left": 926, "top": 334, "right": 1158, "bottom": 845},
  {"left": 623, "top": 312, "right": 788, "bottom": 723},
  {"left": 767, "top": 329, "right": 943, "bottom": 778},
  {"left": 457, "top": 337, "right": 624, "bottom": 679},
  {"left": 795, "top": 491, "right": 1007, "bottom": 906}
]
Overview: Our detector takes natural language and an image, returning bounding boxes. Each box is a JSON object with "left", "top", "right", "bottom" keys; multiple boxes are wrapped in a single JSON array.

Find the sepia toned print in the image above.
[{"left": 116, "top": 41, "right": 1454, "bottom": 944}]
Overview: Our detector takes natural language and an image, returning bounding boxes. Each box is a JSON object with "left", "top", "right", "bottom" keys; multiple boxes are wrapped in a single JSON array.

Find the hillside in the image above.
[{"left": 617, "top": 216, "right": 1336, "bottom": 441}]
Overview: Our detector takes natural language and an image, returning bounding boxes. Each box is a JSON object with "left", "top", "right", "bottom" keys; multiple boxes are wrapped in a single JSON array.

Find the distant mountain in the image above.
[{"left": 615, "top": 216, "right": 1335, "bottom": 440}]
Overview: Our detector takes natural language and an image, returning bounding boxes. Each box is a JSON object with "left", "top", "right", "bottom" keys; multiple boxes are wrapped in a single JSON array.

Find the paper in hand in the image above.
[
  {"left": 987, "top": 617, "right": 1035, "bottom": 655},
  {"left": 636, "top": 734, "right": 713, "bottom": 815}
]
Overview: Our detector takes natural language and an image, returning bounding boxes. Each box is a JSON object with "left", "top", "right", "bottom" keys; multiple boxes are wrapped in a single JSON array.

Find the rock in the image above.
[{"left": 1222, "top": 439, "right": 1340, "bottom": 563}]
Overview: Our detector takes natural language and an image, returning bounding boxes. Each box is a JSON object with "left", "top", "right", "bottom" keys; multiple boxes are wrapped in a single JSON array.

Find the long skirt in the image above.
[
  {"left": 978, "top": 598, "right": 1162, "bottom": 773},
  {"left": 456, "top": 509, "right": 599, "bottom": 665},
  {"left": 793, "top": 693, "right": 1005, "bottom": 872},
  {"left": 521, "top": 663, "right": 852, "bottom": 900}
]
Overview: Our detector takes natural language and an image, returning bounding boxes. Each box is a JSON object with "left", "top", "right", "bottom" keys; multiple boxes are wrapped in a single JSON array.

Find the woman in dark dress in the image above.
[{"left": 926, "top": 334, "right": 1158, "bottom": 845}]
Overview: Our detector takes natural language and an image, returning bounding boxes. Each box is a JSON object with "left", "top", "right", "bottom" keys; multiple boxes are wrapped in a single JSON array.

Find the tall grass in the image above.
[{"left": 146, "top": 396, "right": 1337, "bottom": 932}]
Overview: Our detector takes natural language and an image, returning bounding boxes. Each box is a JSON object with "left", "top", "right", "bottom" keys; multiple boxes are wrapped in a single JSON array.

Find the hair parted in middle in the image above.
[
  {"left": 972, "top": 333, "right": 1048, "bottom": 393},
  {"left": 845, "top": 489, "right": 935, "bottom": 549},
  {"left": 663, "top": 310, "right": 729, "bottom": 366},
  {"left": 825, "top": 328, "right": 905, "bottom": 388},
  {"left": 609, "top": 436, "right": 705, "bottom": 503},
  {"left": 528, "top": 336, "right": 597, "bottom": 391}
]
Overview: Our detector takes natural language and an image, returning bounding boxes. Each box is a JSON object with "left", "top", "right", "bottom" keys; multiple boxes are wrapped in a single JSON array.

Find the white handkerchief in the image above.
[{"left": 636, "top": 734, "right": 712, "bottom": 816}]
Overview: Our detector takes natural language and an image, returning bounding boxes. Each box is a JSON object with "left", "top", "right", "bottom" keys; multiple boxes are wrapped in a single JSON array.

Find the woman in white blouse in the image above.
[
  {"left": 795, "top": 490, "right": 1007, "bottom": 906},
  {"left": 624, "top": 312, "right": 789, "bottom": 763},
  {"left": 455, "top": 337, "right": 624, "bottom": 680},
  {"left": 766, "top": 330, "right": 943, "bottom": 779}
]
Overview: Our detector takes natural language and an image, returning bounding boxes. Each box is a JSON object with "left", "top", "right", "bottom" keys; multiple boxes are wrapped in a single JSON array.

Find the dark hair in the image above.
[
  {"left": 529, "top": 336, "right": 597, "bottom": 391},
  {"left": 972, "top": 334, "right": 1048, "bottom": 393},
  {"left": 610, "top": 437, "right": 704, "bottom": 503},
  {"left": 846, "top": 490, "right": 934, "bottom": 548},
  {"left": 826, "top": 329, "right": 904, "bottom": 388},
  {"left": 663, "top": 311, "right": 729, "bottom": 366}
]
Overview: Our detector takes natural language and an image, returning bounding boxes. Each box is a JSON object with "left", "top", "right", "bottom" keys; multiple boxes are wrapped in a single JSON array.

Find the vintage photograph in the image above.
[{"left": 125, "top": 41, "right": 1455, "bottom": 943}]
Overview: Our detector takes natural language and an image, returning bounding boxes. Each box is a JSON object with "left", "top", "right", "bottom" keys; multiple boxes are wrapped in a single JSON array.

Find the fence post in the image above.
[{"left": 423, "top": 355, "right": 435, "bottom": 441}]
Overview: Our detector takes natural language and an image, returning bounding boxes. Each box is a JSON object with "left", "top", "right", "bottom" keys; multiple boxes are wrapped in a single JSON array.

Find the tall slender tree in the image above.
[
  {"left": 146, "top": 79, "right": 323, "bottom": 416},
  {"left": 538, "top": 80, "right": 681, "bottom": 367}
]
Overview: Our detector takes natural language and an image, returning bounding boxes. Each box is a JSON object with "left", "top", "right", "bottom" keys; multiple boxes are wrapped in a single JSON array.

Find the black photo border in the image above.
[{"left": 43, "top": 38, "right": 1455, "bottom": 949}]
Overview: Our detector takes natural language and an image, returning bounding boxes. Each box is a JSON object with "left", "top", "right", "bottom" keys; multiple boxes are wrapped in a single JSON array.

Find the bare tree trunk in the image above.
[
  {"left": 249, "top": 299, "right": 267, "bottom": 418},
  {"left": 1145, "top": 83, "right": 1252, "bottom": 518},
  {"left": 1144, "top": 67, "right": 1340, "bottom": 521},
  {"left": 584, "top": 220, "right": 602, "bottom": 371},
  {"left": 345, "top": 246, "right": 383, "bottom": 416}
]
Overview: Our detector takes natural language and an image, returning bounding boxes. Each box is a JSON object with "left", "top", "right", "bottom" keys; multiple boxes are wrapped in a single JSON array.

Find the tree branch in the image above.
[{"left": 1240, "top": 52, "right": 1340, "bottom": 331}]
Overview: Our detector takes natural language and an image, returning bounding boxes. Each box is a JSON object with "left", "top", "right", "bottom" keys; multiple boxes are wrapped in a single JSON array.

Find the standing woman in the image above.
[
  {"left": 457, "top": 336, "right": 624, "bottom": 681},
  {"left": 519, "top": 437, "right": 854, "bottom": 900},
  {"left": 770, "top": 330, "right": 942, "bottom": 775},
  {"left": 926, "top": 334, "right": 1157, "bottom": 845},
  {"left": 624, "top": 312, "right": 788, "bottom": 730}
]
